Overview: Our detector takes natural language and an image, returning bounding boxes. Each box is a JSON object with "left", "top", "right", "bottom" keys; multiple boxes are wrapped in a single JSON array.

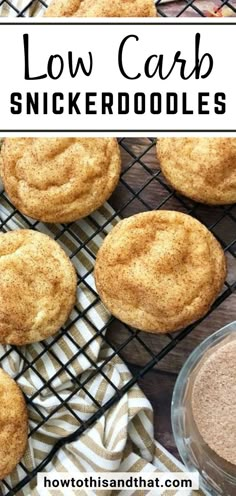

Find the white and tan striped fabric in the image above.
[{"left": 0, "top": 175, "right": 203, "bottom": 495}]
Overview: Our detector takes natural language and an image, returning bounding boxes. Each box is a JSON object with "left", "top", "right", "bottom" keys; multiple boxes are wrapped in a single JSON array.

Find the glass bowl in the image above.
[{"left": 171, "top": 321, "right": 236, "bottom": 496}]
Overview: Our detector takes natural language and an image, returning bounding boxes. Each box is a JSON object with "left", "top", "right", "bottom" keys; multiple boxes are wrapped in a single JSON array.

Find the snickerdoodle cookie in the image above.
[
  {"left": 158, "top": 138, "right": 236, "bottom": 205},
  {"left": 0, "top": 368, "right": 28, "bottom": 479},
  {"left": 95, "top": 211, "right": 226, "bottom": 333},
  {"left": 0, "top": 138, "right": 121, "bottom": 223},
  {"left": 45, "top": 0, "right": 157, "bottom": 17},
  {"left": 0, "top": 230, "right": 77, "bottom": 344}
]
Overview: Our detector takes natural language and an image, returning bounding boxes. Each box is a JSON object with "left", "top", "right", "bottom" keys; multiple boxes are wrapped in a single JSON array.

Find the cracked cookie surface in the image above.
[
  {"left": 158, "top": 138, "right": 236, "bottom": 205},
  {"left": 45, "top": 0, "right": 157, "bottom": 17},
  {"left": 95, "top": 211, "right": 226, "bottom": 333},
  {"left": 0, "top": 368, "right": 28, "bottom": 479},
  {"left": 0, "top": 138, "right": 121, "bottom": 223},
  {"left": 0, "top": 230, "right": 77, "bottom": 344}
]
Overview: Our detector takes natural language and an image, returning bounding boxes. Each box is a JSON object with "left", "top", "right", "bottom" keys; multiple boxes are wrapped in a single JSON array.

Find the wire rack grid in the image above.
[{"left": 0, "top": 137, "right": 236, "bottom": 495}]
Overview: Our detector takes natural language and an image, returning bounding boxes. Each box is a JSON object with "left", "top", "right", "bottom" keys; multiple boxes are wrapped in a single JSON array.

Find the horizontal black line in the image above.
[
  {"left": 0, "top": 22, "right": 235, "bottom": 26},
  {"left": 1, "top": 130, "right": 236, "bottom": 132}
]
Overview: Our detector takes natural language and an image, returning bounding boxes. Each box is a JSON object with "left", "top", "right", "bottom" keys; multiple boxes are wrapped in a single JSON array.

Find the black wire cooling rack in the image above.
[
  {"left": 0, "top": 138, "right": 236, "bottom": 495},
  {"left": 0, "top": 1, "right": 236, "bottom": 494}
]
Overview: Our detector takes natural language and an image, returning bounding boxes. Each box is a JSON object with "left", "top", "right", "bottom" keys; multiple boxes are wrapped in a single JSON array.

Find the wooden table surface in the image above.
[{"left": 108, "top": 138, "right": 236, "bottom": 459}]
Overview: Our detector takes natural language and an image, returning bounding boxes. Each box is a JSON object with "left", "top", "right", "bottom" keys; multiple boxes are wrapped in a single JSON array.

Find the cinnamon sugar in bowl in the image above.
[{"left": 172, "top": 322, "right": 236, "bottom": 496}]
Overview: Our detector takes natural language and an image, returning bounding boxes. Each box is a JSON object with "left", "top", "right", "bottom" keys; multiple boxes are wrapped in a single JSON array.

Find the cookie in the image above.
[
  {"left": 0, "top": 230, "right": 77, "bottom": 344},
  {"left": 95, "top": 211, "right": 226, "bottom": 333},
  {"left": 45, "top": 0, "right": 157, "bottom": 17},
  {"left": 0, "top": 138, "right": 121, "bottom": 223},
  {"left": 157, "top": 138, "right": 236, "bottom": 205},
  {"left": 0, "top": 368, "right": 28, "bottom": 479}
]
